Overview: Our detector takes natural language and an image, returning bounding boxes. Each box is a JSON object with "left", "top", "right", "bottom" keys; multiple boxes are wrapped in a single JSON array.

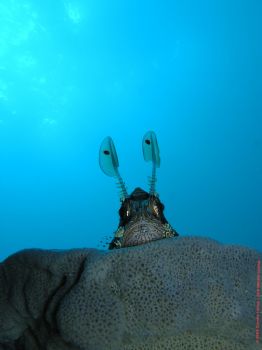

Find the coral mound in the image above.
[{"left": 0, "top": 236, "right": 261, "bottom": 349}]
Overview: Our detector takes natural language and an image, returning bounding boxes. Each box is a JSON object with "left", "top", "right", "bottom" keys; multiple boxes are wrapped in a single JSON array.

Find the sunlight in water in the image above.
[
  {"left": 0, "top": 0, "right": 76, "bottom": 131},
  {"left": 64, "top": 2, "right": 82, "bottom": 24},
  {"left": 42, "top": 118, "right": 57, "bottom": 126},
  {"left": 16, "top": 53, "right": 37, "bottom": 71},
  {"left": 0, "top": 80, "right": 8, "bottom": 102},
  {"left": 0, "top": 1, "right": 38, "bottom": 57},
  {"left": 0, "top": 1, "right": 40, "bottom": 107}
]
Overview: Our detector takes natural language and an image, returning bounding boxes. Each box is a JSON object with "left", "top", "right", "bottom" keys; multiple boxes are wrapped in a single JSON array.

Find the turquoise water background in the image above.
[{"left": 0, "top": 0, "right": 261, "bottom": 261}]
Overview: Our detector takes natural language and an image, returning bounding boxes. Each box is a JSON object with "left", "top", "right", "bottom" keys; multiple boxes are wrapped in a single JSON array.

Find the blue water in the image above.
[{"left": 0, "top": 0, "right": 261, "bottom": 261}]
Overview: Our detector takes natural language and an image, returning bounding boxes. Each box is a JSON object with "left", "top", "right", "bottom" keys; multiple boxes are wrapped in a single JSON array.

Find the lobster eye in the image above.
[
  {"left": 149, "top": 197, "right": 163, "bottom": 218},
  {"left": 153, "top": 204, "right": 160, "bottom": 217},
  {"left": 119, "top": 202, "right": 132, "bottom": 219}
]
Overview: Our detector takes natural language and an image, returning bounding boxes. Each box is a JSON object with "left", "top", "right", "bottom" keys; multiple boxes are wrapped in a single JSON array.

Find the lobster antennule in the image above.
[
  {"left": 142, "top": 131, "right": 160, "bottom": 196},
  {"left": 115, "top": 169, "right": 128, "bottom": 202},
  {"left": 99, "top": 136, "right": 128, "bottom": 201}
]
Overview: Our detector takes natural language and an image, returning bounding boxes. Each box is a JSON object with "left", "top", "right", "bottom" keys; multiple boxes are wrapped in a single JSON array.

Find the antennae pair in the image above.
[{"left": 99, "top": 131, "right": 160, "bottom": 200}]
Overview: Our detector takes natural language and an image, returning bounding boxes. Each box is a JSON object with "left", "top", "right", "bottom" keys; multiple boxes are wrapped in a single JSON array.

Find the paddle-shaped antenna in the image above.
[
  {"left": 99, "top": 136, "right": 128, "bottom": 201},
  {"left": 142, "top": 131, "right": 160, "bottom": 196}
]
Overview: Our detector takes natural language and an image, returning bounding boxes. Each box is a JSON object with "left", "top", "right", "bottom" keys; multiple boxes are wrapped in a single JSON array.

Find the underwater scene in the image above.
[
  {"left": 0, "top": 0, "right": 261, "bottom": 349},
  {"left": 0, "top": 0, "right": 261, "bottom": 259}
]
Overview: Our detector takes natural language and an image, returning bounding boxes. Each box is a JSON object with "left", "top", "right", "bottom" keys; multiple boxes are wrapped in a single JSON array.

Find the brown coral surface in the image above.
[{"left": 0, "top": 236, "right": 261, "bottom": 349}]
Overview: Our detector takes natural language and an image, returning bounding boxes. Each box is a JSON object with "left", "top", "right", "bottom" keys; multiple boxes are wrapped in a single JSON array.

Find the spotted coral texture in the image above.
[{"left": 0, "top": 237, "right": 261, "bottom": 349}]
